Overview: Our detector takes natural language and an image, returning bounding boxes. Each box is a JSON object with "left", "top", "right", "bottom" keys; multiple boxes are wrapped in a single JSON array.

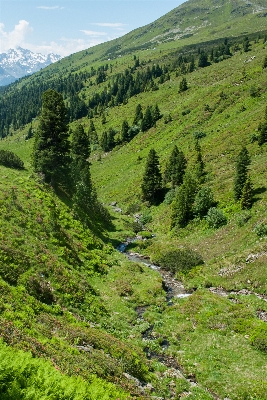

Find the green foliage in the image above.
[
  {"left": 0, "top": 150, "right": 24, "bottom": 169},
  {"left": 171, "top": 172, "right": 197, "bottom": 228},
  {"left": 164, "top": 145, "right": 187, "bottom": 188},
  {"left": 141, "top": 149, "right": 162, "bottom": 204},
  {"left": 206, "top": 207, "right": 227, "bottom": 228},
  {"left": 250, "top": 327, "right": 267, "bottom": 353},
  {"left": 233, "top": 146, "right": 250, "bottom": 201},
  {"left": 32, "top": 89, "right": 70, "bottom": 187},
  {"left": 193, "top": 186, "right": 215, "bottom": 218},
  {"left": 179, "top": 76, "right": 188, "bottom": 92},
  {"left": 0, "top": 340, "right": 127, "bottom": 400},
  {"left": 154, "top": 248, "right": 204, "bottom": 274},
  {"left": 139, "top": 211, "right": 152, "bottom": 225},
  {"left": 253, "top": 222, "right": 267, "bottom": 237},
  {"left": 193, "top": 131, "right": 206, "bottom": 140}
]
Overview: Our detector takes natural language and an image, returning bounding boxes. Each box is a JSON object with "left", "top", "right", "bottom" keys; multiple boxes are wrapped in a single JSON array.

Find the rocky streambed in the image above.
[{"left": 117, "top": 240, "right": 219, "bottom": 400}]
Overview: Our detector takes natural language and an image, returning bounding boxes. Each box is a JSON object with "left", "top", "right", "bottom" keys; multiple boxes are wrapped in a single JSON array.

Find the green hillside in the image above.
[{"left": 0, "top": 0, "right": 267, "bottom": 399}]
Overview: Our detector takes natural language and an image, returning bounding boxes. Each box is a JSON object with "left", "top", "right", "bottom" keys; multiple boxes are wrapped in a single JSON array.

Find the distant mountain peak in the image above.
[{"left": 0, "top": 47, "right": 62, "bottom": 86}]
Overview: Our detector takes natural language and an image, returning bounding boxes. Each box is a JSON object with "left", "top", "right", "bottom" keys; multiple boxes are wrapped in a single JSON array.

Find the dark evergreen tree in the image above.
[
  {"left": 171, "top": 172, "right": 197, "bottom": 228},
  {"left": 32, "top": 89, "right": 70, "bottom": 187},
  {"left": 243, "top": 36, "right": 250, "bottom": 52},
  {"left": 240, "top": 177, "right": 253, "bottom": 209},
  {"left": 133, "top": 104, "right": 143, "bottom": 125},
  {"left": 258, "top": 121, "right": 267, "bottom": 145},
  {"left": 71, "top": 124, "right": 90, "bottom": 163},
  {"left": 164, "top": 145, "right": 187, "bottom": 188},
  {"left": 141, "top": 106, "right": 153, "bottom": 132},
  {"left": 100, "top": 131, "right": 108, "bottom": 152},
  {"left": 141, "top": 149, "right": 162, "bottom": 204},
  {"left": 198, "top": 51, "right": 209, "bottom": 68},
  {"left": 152, "top": 104, "right": 161, "bottom": 124},
  {"left": 179, "top": 77, "right": 188, "bottom": 92},
  {"left": 121, "top": 119, "right": 130, "bottom": 142},
  {"left": 234, "top": 147, "right": 251, "bottom": 201}
]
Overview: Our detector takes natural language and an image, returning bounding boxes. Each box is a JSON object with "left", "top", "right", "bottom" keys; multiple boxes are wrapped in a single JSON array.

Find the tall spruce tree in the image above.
[
  {"left": 141, "top": 106, "right": 153, "bottom": 132},
  {"left": 234, "top": 146, "right": 251, "bottom": 201},
  {"left": 164, "top": 145, "right": 187, "bottom": 188},
  {"left": 32, "top": 89, "right": 70, "bottom": 187},
  {"left": 133, "top": 104, "right": 143, "bottom": 125},
  {"left": 121, "top": 120, "right": 130, "bottom": 142},
  {"left": 171, "top": 172, "right": 197, "bottom": 228},
  {"left": 141, "top": 149, "right": 162, "bottom": 204},
  {"left": 71, "top": 124, "right": 93, "bottom": 211}
]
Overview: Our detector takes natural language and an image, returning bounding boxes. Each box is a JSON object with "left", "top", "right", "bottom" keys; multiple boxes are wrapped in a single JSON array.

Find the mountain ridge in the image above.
[{"left": 0, "top": 47, "right": 61, "bottom": 86}]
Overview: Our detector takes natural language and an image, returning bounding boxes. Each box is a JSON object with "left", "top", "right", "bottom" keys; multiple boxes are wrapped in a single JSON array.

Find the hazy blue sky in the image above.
[{"left": 0, "top": 1, "right": 185, "bottom": 56}]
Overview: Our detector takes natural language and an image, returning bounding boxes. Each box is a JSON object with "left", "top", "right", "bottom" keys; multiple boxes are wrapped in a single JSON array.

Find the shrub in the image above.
[
  {"left": 193, "top": 131, "right": 206, "bottom": 140},
  {"left": 250, "top": 326, "right": 267, "bottom": 353},
  {"left": 0, "top": 150, "right": 24, "bottom": 169},
  {"left": 193, "top": 186, "right": 214, "bottom": 218},
  {"left": 137, "top": 231, "right": 153, "bottom": 239},
  {"left": 254, "top": 223, "right": 267, "bottom": 237},
  {"left": 206, "top": 207, "right": 227, "bottom": 228},
  {"left": 154, "top": 248, "right": 204, "bottom": 274},
  {"left": 140, "top": 212, "right": 152, "bottom": 225},
  {"left": 164, "top": 188, "right": 177, "bottom": 205}
]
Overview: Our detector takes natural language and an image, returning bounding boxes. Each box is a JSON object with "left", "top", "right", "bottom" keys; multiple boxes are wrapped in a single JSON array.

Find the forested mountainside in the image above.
[{"left": 0, "top": 0, "right": 267, "bottom": 399}]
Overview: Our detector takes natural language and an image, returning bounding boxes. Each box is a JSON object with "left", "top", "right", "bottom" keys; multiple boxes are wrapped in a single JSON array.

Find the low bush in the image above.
[
  {"left": 206, "top": 207, "right": 227, "bottom": 228},
  {"left": 0, "top": 150, "right": 24, "bottom": 169},
  {"left": 154, "top": 248, "right": 204, "bottom": 274},
  {"left": 250, "top": 326, "right": 267, "bottom": 353},
  {"left": 254, "top": 222, "right": 267, "bottom": 237}
]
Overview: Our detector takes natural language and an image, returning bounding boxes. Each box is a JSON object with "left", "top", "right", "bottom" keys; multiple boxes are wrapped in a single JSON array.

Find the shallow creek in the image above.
[{"left": 117, "top": 240, "right": 220, "bottom": 400}]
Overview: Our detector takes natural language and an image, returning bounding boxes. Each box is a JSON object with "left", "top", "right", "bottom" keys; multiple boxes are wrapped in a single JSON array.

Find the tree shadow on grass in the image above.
[{"left": 253, "top": 186, "right": 266, "bottom": 203}]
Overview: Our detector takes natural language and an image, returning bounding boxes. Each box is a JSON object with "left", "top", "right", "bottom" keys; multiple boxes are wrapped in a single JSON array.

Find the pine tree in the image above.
[
  {"left": 141, "top": 149, "right": 162, "bottom": 204},
  {"left": 240, "top": 177, "right": 253, "bottom": 209},
  {"left": 133, "top": 104, "right": 143, "bottom": 125},
  {"left": 71, "top": 124, "right": 90, "bottom": 163},
  {"left": 171, "top": 172, "right": 197, "bottom": 228},
  {"left": 234, "top": 147, "right": 251, "bottom": 201},
  {"left": 152, "top": 104, "right": 161, "bottom": 124},
  {"left": 141, "top": 106, "right": 153, "bottom": 132},
  {"left": 32, "top": 89, "right": 70, "bottom": 187},
  {"left": 179, "top": 77, "right": 188, "bottom": 93},
  {"left": 164, "top": 145, "right": 187, "bottom": 188},
  {"left": 121, "top": 119, "right": 130, "bottom": 142}
]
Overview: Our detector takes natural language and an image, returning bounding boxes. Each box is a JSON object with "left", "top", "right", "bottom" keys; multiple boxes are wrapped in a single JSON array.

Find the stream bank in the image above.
[{"left": 117, "top": 240, "right": 219, "bottom": 400}]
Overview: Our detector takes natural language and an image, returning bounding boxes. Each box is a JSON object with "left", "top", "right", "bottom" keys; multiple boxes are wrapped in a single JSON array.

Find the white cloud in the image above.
[
  {"left": 80, "top": 30, "right": 107, "bottom": 37},
  {"left": 0, "top": 20, "right": 33, "bottom": 53},
  {"left": 37, "top": 6, "right": 64, "bottom": 10},
  {"left": 28, "top": 38, "right": 105, "bottom": 57},
  {"left": 92, "top": 22, "right": 126, "bottom": 29}
]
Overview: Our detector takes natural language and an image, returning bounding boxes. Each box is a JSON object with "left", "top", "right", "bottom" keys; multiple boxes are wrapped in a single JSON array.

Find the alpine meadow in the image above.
[{"left": 1, "top": 0, "right": 267, "bottom": 399}]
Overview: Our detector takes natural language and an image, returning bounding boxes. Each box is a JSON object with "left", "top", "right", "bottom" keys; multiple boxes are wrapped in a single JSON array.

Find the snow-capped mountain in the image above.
[{"left": 0, "top": 47, "right": 62, "bottom": 86}]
